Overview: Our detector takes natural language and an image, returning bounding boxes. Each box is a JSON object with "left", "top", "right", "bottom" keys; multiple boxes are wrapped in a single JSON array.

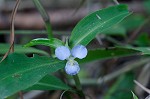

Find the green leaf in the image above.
[
  {"left": 78, "top": 47, "right": 139, "bottom": 64},
  {"left": 27, "top": 75, "right": 70, "bottom": 90},
  {"left": 104, "top": 72, "right": 135, "bottom": 99},
  {"left": 104, "top": 25, "right": 126, "bottom": 36},
  {"left": 24, "top": 38, "right": 64, "bottom": 48},
  {"left": 131, "top": 91, "right": 138, "bottom": 99},
  {"left": 122, "top": 46, "right": 150, "bottom": 55},
  {"left": 78, "top": 46, "right": 150, "bottom": 64},
  {"left": 70, "top": 4, "right": 131, "bottom": 47},
  {"left": 120, "top": 14, "right": 145, "bottom": 31},
  {"left": 0, "top": 53, "right": 65, "bottom": 98},
  {"left": 0, "top": 43, "right": 49, "bottom": 56}
]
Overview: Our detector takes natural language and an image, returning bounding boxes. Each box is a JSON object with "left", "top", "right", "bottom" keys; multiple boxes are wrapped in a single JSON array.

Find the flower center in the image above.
[{"left": 67, "top": 57, "right": 76, "bottom": 66}]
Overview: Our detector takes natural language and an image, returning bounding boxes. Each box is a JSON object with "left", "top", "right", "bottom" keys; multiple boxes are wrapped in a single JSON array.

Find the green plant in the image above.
[{"left": 0, "top": 0, "right": 150, "bottom": 99}]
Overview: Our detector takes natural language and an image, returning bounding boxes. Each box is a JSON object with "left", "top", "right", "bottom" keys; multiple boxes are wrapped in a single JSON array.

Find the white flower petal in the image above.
[
  {"left": 65, "top": 60, "right": 80, "bottom": 75},
  {"left": 71, "top": 45, "right": 87, "bottom": 59},
  {"left": 55, "top": 46, "right": 70, "bottom": 60}
]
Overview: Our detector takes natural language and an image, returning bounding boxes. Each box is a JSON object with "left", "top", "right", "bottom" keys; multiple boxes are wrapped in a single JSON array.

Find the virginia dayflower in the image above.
[{"left": 55, "top": 45, "right": 88, "bottom": 75}]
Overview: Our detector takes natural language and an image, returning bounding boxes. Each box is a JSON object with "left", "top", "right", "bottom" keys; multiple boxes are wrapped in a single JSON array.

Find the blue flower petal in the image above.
[
  {"left": 55, "top": 46, "right": 71, "bottom": 60},
  {"left": 65, "top": 60, "right": 80, "bottom": 75},
  {"left": 71, "top": 45, "right": 88, "bottom": 59}
]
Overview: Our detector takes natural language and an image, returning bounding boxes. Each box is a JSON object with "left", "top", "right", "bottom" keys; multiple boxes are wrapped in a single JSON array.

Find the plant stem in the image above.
[
  {"left": 10, "top": 0, "right": 21, "bottom": 52},
  {"left": 32, "top": 0, "right": 54, "bottom": 54},
  {"left": 112, "top": 0, "right": 119, "bottom": 5},
  {"left": 32, "top": 0, "right": 53, "bottom": 39},
  {"left": 45, "top": 22, "right": 53, "bottom": 39},
  {"left": 73, "top": 75, "right": 85, "bottom": 99},
  {"left": 0, "top": 0, "right": 21, "bottom": 63}
]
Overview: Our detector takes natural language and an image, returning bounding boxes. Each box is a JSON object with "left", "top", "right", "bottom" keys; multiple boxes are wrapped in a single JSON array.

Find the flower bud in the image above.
[
  {"left": 55, "top": 46, "right": 70, "bottom": 60},
  {"left": 71, "top": 45, "right": 87, "bottom": 59},
  {"left": 65, "top": 60, "right": 80, "bottom": 75}
]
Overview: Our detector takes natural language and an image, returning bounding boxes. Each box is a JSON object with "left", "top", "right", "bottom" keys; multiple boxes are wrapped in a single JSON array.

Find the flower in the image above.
[
  {"left": 55, "top": 46, "right": 70, "bottom": 60},
  {"left": 55, "top": 45, "right": 87, "bottom": 75},
  {"left": 65, "top": 60, "right": 80, "bottom": 75},
  {"left": 71, "top": 45, "right": 87, "bottom": 59}
]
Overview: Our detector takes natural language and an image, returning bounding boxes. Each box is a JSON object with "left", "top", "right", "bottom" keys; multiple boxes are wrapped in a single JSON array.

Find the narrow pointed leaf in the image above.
[
  {"left": 131, "top": 91, "right": 138, "bottom": 99},
  {"left": 70, "top": 4, "right": 131, "bottom": 47},
  {"left": 78, "top": 46, "right": 150, "bottom": 64},
  {"left": 104, "top": 73, "right": 135, "bottom": 99},
  {"left": 120, "top": 46, "right": 150, "bottom": 55},
  {"left": 24, "top": 38, "right": 64, "bottom": 48},
  {"left": 27, "top": 75, "right": 71, "bottom": 90},
  {"left": 0, "top": 43, "right": 49, "bottom": 56},
  {"left": 78, "top": 48, "right": 139, "bottom": 64},
  {"left": 0, "top": 53, "right": 65, "bottom": 98}
]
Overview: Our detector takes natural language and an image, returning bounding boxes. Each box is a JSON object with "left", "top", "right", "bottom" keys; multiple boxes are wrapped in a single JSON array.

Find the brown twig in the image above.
[
  {"left": 10, "top": 0, "right": 21, "bottom": 52},
  {"left": 0, "top": 0, "right": 21, "bottom": 62}
]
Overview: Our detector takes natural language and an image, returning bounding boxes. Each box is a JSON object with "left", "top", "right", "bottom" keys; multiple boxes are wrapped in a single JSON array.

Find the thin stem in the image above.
[
  {"left": 72, "top": 0, "right": 86, "bottom": 15},
  {"left": 60, "top": 90, "right": 67, "bottom": 99},
  {"left": 1, "top": 0, "right": 21, "bottom": 62},
  {"left": 112, "top": 0, "right": 119, "bottom": 5},
  {"left": 73, "top": 75, "right": 82, "bottom": 90},
  {"left": 32, "top": 0, "right": 54, "bottom": 55},
  {"left": 45, "top": 22, "right": 53, "bottom": 39},
  {"left": 60, "top": 90, "right": 72, "bottom": 99},
  {"left": 32, "top": 0, "right": 53, "bottom": 39},
  {"left": 10, "top": 0, "right": 21, "bottom": 52},
  {"left": 73, "top": 75, "right": 85, "bottom": 99}
]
